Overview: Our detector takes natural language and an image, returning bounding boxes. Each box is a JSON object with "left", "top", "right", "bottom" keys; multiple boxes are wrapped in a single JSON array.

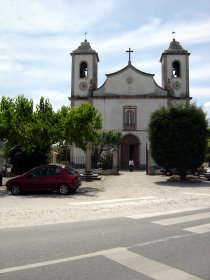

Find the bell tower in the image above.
[
  {"left": 70, "top": 39, "right": 99, "bottom": 102},
  {"left": 160, "top": 37, "right": 190, "bottom": 98}
]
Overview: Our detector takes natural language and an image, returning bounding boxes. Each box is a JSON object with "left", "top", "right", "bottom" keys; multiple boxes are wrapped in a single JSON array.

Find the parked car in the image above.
[
  {"left": 6, "top": 164, "right": 81, "bottom": 195},
  {"left": 204, "top": 168, "right": 210, "bottom": 181},
  {"left": 160, "top": 167, "right": 204, "bottom": 177},
  {"left": 160, "top": 168, "right": 176, "bottom": 176}
]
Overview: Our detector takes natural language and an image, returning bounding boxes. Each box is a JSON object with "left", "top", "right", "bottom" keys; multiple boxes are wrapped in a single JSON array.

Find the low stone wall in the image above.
[{"left": 76, "top": 168, "right": 113, "bottom": 175}]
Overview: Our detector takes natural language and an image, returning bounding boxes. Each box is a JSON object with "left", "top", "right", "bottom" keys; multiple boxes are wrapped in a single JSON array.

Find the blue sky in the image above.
[{"left": 0, "top": 0, "right": 210, "bottom": 120}]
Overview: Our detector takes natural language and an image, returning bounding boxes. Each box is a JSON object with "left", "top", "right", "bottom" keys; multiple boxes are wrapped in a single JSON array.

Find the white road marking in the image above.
[
  {"left": 152, "top": 212, "right": 210, "bottom": 225},
  {"left": 0, "top": 243, "right": 202, "bottom": 280},
  {"left": 184, "top": 223, "right": 210, "bottom": 234},
  {"left": 184, "top": 192, "right": 210, "bottom": 196},
  {"left": 68, "top": 196, "right": 156, "bottom": 205},
  {"left": 101, "top": 202, "right": 137, "bottom": 207},
  {"left": 127, "top": 207, "right": 208, "bottom": 219},
  {"left": 0, "top": 247, "right": 126, "bottom": 274},
  {"left": 136, "top": 233, "right": 195, "bottom": 247},
  {"left": 104, "top": 249, "right": 202, "bottom": 280}
]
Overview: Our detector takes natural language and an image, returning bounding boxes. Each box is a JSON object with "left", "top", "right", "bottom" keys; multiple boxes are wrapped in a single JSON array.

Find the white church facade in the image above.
[{"left": 69, "top": 37, "right": 191, "bottom": 172}]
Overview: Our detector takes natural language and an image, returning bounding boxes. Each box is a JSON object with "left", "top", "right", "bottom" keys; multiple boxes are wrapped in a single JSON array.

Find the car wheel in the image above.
[
  {"left": 11, "top": 184, "right": 21, "bottom": 195},
  {"left": 59, "top": 184, "right": 69, "bottom": 195},
  {"left": 165, "top": 170, "right": 172, "bottom": 176}
]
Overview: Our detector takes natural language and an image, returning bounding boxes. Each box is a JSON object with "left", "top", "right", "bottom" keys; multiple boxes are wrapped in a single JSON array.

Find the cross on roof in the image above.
[
  {"left": 172, "top": 31, "right": 175, "bottom": 40},
  {"left": 126, "top": 48, "right": 134, "bottom": 64},
  {"left": 84, "top": 32, "right": 87, "bottom": 41}
]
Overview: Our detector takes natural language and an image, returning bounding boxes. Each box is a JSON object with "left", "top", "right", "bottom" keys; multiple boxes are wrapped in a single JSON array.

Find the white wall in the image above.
[{"left": 93, "top": 98, "right": 168, "bottom": 165}]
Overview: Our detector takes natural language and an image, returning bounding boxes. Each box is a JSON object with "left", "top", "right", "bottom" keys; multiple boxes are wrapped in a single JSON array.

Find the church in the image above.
[{"left": 69, "top": 37, "right": 191, "bottom": 172}]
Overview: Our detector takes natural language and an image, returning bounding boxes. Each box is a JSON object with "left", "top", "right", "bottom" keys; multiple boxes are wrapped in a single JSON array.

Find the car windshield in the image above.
[{"left": 65, "top": 166, "right": 79, "bottom": 175}]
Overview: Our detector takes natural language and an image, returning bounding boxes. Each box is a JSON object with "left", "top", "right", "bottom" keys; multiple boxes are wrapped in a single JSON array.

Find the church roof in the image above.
[
  {"left": 93, "top": 62, "right": 167, "bottom": 97},
  {"left": 71, "top": 39, "right": 99, "bottom": 61},
  {"left": 165, "top": 39, "right": 188, "bottom": 53},
  {"left": 106, "top": 63, "right": 154, "bottom": 78},
  {"left": 160, "top": 39, "right": 190, "bottom": 61}
]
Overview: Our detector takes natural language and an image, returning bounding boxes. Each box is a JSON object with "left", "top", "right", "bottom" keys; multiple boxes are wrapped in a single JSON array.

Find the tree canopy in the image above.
[
  {"left": 93, "top": 130, "right": 122, "bottom": 152},
  {"left": 91, "top": 130, "right": 122, "bottom": 169},
  {"left": 57, "top": 103, "right": 102, "bottom": 151},
  {"left": 0, "top": 96, "right": 102, "bottom": 174},
  {"left": 148, "top": 104, "right": 209, "bottom": 180},
  {"left": 206, "top": 133, "right": 210, "bottom": 165}
]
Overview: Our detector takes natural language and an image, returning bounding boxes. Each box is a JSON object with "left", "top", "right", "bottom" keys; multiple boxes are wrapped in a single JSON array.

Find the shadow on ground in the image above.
[
  {"left": 0, "top": 185, "right": 104, "bottom": 198},
  {"left": 154, "top": 175, "right": 210, "bottom": 188},
  {"left": 75, "top": 186, "right": 105, "bottom": 197}
]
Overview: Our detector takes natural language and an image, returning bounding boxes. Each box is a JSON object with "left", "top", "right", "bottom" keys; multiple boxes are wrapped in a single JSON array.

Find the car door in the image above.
[
  {"left": 22, "top": 166, "right": 47, "bottom": 191},
  {"left": 41, "top": 166, "right": 62, "bottom": 191}
]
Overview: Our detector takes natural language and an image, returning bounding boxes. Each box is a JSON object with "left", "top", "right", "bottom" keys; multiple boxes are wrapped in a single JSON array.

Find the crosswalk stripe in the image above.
[
  {"left": 152, "top": 212, "right": 210, "bottom": 225},
  {"left": 126, "top": 207, "right": 208, "bottom": 220},
  {"left": 104, "top": 249, "right": 202, "bottom": 280},
  {"left": 184, "top": 192, "right": 210, "bottom": 196},
  {"left": 184, "top": 223, "right": 210, "bottom": 234},
  {"left": 68, "top": 196, "right": 156, "bottom": 205},
  {"left": 0, "top": 247, "right": 126, "bottom": 274},
  {"left": 0, "top": 245, "right": 204, "bottom": 279}
]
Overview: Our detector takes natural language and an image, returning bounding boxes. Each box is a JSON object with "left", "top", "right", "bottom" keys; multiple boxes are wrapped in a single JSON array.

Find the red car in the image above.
[{"left": 6, "top": 164, "right": 81, "bottom": 195}]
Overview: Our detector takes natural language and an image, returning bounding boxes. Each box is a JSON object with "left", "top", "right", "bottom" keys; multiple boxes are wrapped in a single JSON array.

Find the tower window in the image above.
[
  {"left": 172, "top": 61, "right": 181, "bottom": 77},
  {"left": 80, "top": 62, "right": 88, "bottom": 78},
  {"left": 123, "top": 107, "right": 136, "bottom": 130}
]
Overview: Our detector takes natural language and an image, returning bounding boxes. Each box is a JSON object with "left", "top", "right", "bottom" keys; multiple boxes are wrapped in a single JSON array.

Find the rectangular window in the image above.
[{"left": 123, "top": 107, "right": 136, "bottom": 130}]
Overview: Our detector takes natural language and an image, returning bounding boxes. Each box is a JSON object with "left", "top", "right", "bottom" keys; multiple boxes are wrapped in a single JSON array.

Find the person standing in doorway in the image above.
[{"left": 129, "top": 159, "right": 134, "bottom": 172}]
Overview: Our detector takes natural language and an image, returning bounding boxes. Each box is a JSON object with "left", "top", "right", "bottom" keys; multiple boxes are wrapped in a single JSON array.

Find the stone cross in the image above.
[{"left": 126, "top": 48, "right": 134, "bottom": 63}]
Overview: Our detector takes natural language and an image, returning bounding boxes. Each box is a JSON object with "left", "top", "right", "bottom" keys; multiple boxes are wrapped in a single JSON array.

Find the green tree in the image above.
[
  {"left": 92, "top": 131, "right": 122, "bottom": 169},
  {"left": 0, "top": 96, "right": 58, "bottom": 173},
  {"left": 148, "top": 104, "right": 209, "bottom": 180},
  {"left": 57, "top": 103, "right": 102, "bottom": 150},
  {"left": 0, "top": 97, "right": 102, "bottom": 174},
  {"left": 0, "top": 95, "right": 33, "bottom": 150},
  {"left": 206, "top": 133, "right": 210, "bottom": 165},
  {"left": 92, "top": 130, "right": 122, "bottom": 154}
]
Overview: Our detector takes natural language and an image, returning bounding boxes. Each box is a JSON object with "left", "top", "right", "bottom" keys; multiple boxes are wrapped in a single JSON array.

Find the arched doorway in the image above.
[{"left": 121, "top": 134, "right": 140, "bottom": 169}]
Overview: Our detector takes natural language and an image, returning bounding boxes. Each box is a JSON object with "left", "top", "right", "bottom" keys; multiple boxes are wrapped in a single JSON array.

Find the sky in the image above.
[{"left": 0, "top": 0, "right": 210, "bottom": 121}]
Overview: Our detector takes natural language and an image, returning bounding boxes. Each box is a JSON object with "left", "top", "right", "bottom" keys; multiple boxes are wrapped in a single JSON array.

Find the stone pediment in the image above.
[{"left": 93, "top": 63, "right": 167, "bottom": 97}]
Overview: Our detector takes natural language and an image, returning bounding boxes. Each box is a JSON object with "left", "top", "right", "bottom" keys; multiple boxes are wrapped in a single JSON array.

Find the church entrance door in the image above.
[{"left": 121, "top": 135, "right": 140, "bottom": 169}]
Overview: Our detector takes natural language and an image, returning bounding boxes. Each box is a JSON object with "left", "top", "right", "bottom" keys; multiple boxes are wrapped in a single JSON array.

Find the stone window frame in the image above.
[{"left": 123, "top": 106, "right": 137, "bottom": 131}]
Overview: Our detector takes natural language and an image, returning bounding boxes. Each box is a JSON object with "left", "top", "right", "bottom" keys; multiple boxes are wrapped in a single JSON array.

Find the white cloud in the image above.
[
  {"left": 0, "top": 0, "right": 209, "bottom": 122},
  {"left": 24, "top": 67, "right": 68, "bottom": 84},
  {"left": 191, "top": 87, "right": 210, "bottom": 120},
  {"left": 203, "top": 102, "right": 210, "bottom": 121},
  {"left": 191, "top": 87, "right": 210, "bottom": 99},
  {"left": 190, "top": 63, "right": 210, "bottom": 80},
  {"left": 28, "top": 89, "right": 70, "bottom": 112},
  {"left": 0, "top": 59, "right": 23, "bottom": 74},
  {"left": 95, "top": 17, "right": 210, "bottom": 52},
  {"left": 0, "top": 0, "right": 119, "bottom": 34}
]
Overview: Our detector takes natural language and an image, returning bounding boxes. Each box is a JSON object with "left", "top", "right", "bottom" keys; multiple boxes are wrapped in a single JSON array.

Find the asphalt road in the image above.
[{"left": 0, "top": 207, "right": 210, "bottom": 280}]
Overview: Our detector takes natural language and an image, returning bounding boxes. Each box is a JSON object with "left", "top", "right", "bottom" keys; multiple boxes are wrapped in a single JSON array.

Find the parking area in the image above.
[{"left": 1, "top": 171, "right": 210, "bottom": 228}]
